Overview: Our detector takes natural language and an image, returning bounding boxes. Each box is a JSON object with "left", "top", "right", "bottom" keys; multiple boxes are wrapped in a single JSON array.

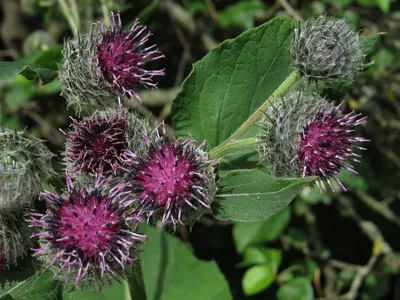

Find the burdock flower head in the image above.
[
  {"left": 291, "top": 16, "right": 365, "bottom": 83},
  {"left": 0, "top": 128, "right": 55, "bottom": 212},
  {"left": 0, "top": 214, "right": 31, "bottom": 269},
  {"left": 123, "top": 124, "right": 217, "bottom": 229},
  {"left": 26, "top": 175, "right": 146, "bottom": 288},
  {"left": 59, "top": 12, "right": 164, "bottom": 113},
  {"left": 62, "top": 108, "right": 150, "bottom": 180},
  {"left": 257, "top": 91, "right": 368, "bottom": 191}
]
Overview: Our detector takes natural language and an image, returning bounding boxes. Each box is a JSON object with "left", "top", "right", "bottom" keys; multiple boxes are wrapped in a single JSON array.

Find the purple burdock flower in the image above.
[
  {"left": 123, "top": 124, "right": 216, "bottom": 229},
  {"left": 298, "top": 101, "right": 368, "bottom": 191},
  {"left": 26, "top": 175, "right": 146, "bottom": 287},
  {"left": 63, "top": 110, "right": 128, "bottom": 175},
  {"left": 94, "top": 12, "right": 165, "bottom": 102}
]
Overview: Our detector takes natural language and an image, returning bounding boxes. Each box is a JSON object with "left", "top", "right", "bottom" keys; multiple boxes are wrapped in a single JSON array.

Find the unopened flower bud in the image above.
[
  {"left": 0, "top": 214, "right": 31, "bottom": 269},
  {"left": 0, "top": 128, "right": 56, "bottom": 212},
  {"left": 291, "top": 16, "right": 365, "bottom": 82}
]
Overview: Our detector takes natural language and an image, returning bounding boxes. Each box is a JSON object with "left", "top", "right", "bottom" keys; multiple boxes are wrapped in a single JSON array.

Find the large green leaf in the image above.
[
  {"left": 140, "top": 225, "right": 232, "bottom": 300},
  {"left": 172, "top": 16, "right": 297, "bottom": 150},
  {"left": 233, "top": 207, "right": 291, "bottom": 253},
  {"left": 213, "top": 170, "right": 315, "bottom": 222},
  {"left": 0, "top": 62, "right": 58, "bottom": 85},
  {"left": 0, "top": 270, "right": 62, "bottom": 300}
]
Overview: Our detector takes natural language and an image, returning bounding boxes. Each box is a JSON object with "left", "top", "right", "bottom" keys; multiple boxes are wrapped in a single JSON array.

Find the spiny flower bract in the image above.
[
  {"left": 291, "top": 16, "right": 365, "bottom": 83},
  {"left": 298, "top": 101, "right": 368, "bottom": 191},
  {"left": 0, "top": 128, "right": 56, "bottom": 212},
  {"left": 62, "top": 108, "right": 151, "bottom": 184},
  {"left": 257, "top": 91, "right": 367, "bottom": 191},
  {"left": 0, "top": 214, "right": 31, "bottom": 269},
  {"left": 123, "top": 125, "right": 217, "bottom": 229},
  {"left": 95, "top": 12, "right": 165, "bottom": 101},
  {"left": 26, "top": 175, "right": 146, "bottom": 288}
]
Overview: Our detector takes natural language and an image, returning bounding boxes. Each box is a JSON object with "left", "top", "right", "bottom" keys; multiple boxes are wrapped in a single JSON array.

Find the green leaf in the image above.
[
  {"left": 376, "top": 0, "right": 390, "bottom": 13},
  {"left": 238, "top": 247, "right": 282, "bottom": 271},
  {"left": 360, "top": 32, "right": 383, "bottom": 55},
  {"left": 213, "top": 169, "right": 315, "bottom": 222},
  {"left": 18, "top": 45, "right": 63, "bottom": 70},
  {"left": 361, "top": 274, "right": 390, "bottom": 300},
  {"left": 242, "top": 265, "right": 275, "bottom": 296},
  {"left": 172, "top": 16, "right": 297, "bottom": 150},
  {"left": 218, "top": 0, "right": 267, "bottom": 29},
  {"left": 67, "top": 281, "right": 126, "bottom": 300},
  {"left": 277, "top": 277, "right": 314, "bottom": 300},
  {"left": 140, "top": 225, "right": 232, "bottom": 300},
  {"left": 0, "top": 270, "right": 62, "bottom": 300},
  {"left": 0, "top": 62, "right": 58, "bottom": 85},
  {"left": 233, "top": 207, "right": 291, "bottom": 252}
]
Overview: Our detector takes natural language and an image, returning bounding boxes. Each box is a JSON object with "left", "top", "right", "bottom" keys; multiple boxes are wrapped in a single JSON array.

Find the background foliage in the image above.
[{"left": 0, "top": 0, "right": 399, "bottom": 299}]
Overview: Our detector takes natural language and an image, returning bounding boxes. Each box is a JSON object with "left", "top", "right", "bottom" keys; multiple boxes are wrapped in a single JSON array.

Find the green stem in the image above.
[
  {"left": 209, "top": 137, "right": 257, "bottom": 159},
  {"left": 229, "top": 70, "right": 299, "bottom": 142},
  {"left": 211, "top": 70, "right": 300, "bottom": 158},
  {"left": 58, "top": 0, "right": 79, "bottom": 35},
  {"left": 100, "top": 0, "right": 110, "bottom": 26},
  {"left": 127, "top": 255, "right": 147, "bottom": 300}
]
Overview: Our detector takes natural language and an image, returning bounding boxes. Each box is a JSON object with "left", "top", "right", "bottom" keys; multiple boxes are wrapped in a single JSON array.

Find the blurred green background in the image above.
[{"left": 0, "top": 0, "right": 399, "bottom": 299}]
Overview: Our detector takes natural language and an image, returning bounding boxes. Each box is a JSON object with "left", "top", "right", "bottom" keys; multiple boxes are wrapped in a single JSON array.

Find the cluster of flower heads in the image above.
[
  {"left": 257, "top": 91, "right": 368, "bottom": 191},
  {"left": 4, "top": 11, "right": 371, "bottom": 290},
  {"left": 59, "top": 12, "right": 164, "bottom": 113}
]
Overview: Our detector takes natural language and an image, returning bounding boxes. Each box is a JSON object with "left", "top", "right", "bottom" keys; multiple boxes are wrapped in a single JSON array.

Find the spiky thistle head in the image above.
[
  {"left": 257, "top": 91, "right": 367, "bottom": 191},
  {"left": 0, "top": 214, "right": 31, "bottom": 269},
  {"left": 94, "top": 12, "right": 165, "bottom": 101},
  {"left": 59, "top": 12, "right": 164, "bottom": 113},
  {"left": 298, "top": 101, "right": 368, "bottom": 191},
  {"left": 122, "top": 124, "right": 217, "bottom": 230},
  {"left": 291, "top": 16, "right": 365, "bottom": 83},
  {"left": 62, "top": 108, "right": 151, "bottom": 186},
  {"left": 26, "top": 175, "right": 146, "bottom": 288},
  {"left": 0, "top": 128, "right": 56, "bottom": 212}
]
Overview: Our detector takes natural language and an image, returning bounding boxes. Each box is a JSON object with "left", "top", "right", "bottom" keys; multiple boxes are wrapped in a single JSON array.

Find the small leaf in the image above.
[
  {"left": 213, "top": 169, "right": 315, "bottom": 222},
  {"left": 172, "top": 16, "right": 297, "bottom": 150},
  {"left": 140, "top": 225, "right": 232, "bottom": 300},
  {"left": 233, "top": 207, "right": 291, "bottom": 252},
  {"left": 238, "top": 247, "right": 282, "bottom": 270},
  {"left": 0, "top": 62, "right": 58, "bottom": 85},
  {"left": 360, "top": 32, "right": 383, "bottom": 55},
  {"left": 277, "top": 277, "right": 314, "bottom": 300},
  {"left": 18, "top": 45, "right": 63, "bottom": 70},
  {"left": 242, "top": 265, "right": 275, "bottom": 296},
  {"left": 0, "top": 270, "right": 62, "bottom": 300}
]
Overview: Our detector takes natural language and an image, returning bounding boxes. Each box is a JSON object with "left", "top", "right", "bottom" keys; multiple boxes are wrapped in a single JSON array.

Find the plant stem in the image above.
[
  {"left": 100, "top": 0, "right": 110, "bottom": 26},
  {"left": 210, "top": 70, "right": 299, "bottom": 156},
  {"left": 209, "top": 137, "right": 257, "bottom": 159},
  {"left": 58, "top": 0, "right": 79, "bottom": 35},
  {"left": 127, "top": 254, "right": 147, "bottom": 300}
]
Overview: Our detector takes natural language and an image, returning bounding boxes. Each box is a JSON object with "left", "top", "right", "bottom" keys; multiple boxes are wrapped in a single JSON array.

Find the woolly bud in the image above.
[
  {"left": 59, "top": 12, "right": 164, "bottom": 113},
  {"left": 0, "top": 128, "right": 56, "bottom": 212},
  {"left": 26, "top": 175, "right": 146, "bottom": 288},
  {"left": 0, "top": 214, "right": 31, "bottom": 269},
  {"left": 122, "top": 124, "right": 217, "bottom": 230},
  {"left": 291, "top": 16, "right": 365, "bottom": 82},
  {"left": 257, "top": 91, "right": 368, "bottom": 191},
  {"left": 62, "top": 108, "right": 150, "bottom": 181}
]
